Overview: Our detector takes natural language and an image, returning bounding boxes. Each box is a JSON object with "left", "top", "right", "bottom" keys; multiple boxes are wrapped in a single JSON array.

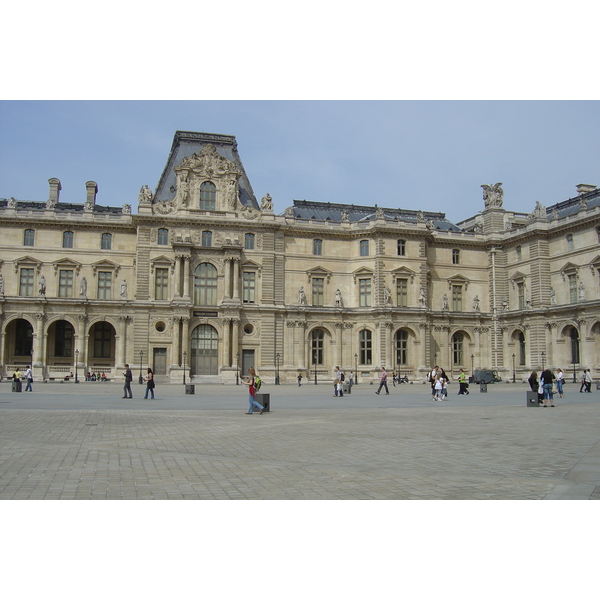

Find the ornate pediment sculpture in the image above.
[{"left": 481, "top": 183, "right": 504, "bottom": 208}]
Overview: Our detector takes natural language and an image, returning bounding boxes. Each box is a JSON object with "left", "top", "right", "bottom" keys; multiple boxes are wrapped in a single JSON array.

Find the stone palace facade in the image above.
[{"left": 1, "top": 131, "right": 599, "bottom": 384}]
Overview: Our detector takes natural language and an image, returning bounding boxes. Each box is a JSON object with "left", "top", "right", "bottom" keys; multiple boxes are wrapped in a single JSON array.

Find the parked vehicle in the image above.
[{"left": 473, "top": 369, "right": 502, "bottom": 384}]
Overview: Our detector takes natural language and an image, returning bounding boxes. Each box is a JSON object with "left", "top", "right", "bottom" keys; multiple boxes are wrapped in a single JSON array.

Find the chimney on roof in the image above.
[
  {"left": 576, "top": 184, "right": 597, "bottom": 195},
  {"left": 85, "top": 181, "right": 98, "bottom": 205},
  {"left": 48, "top": 178, "right": 61, "bottom": 205}
]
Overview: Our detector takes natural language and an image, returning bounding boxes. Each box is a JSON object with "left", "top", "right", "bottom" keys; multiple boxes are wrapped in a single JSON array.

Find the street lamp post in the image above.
[
  {"left": 275, "top": 353, "right": 280, "bottom": 385},
  {"left": 573, "top": 361, "right": 577, "bottom": 384},
  {"left": 313, "top": 352, "right": 318, "bottom": 385},
  {"left": 183, "top": 351, "right": 187, "bottom": 385},
  {"left": 471, "top": 354, "right": 474, "bottom": 378},
  {"left": 541, "top": 351, "right": 546, "bottom": 371},
  {"left": 512, "top": 353, "right": 516, "bottom": 384},
  {"left": 236, "top": 352, "right": 240, "bottom": 385},
  {"left": 75, "top": 349, "right": 79, "bottom": 384},
  {"left": 354, "top": 353, "right": 358, "bottom": 386},
  {"left": 139, "top": 351, "right": 144, "bottom": 384},
  {"left": 30, "top": 349, "right": 34, "bottom": 382}
]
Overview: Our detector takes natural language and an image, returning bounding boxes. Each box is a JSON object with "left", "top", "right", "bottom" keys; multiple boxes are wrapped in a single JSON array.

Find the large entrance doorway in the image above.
[
  {"left": 153, "top": 348, "right": 167, "bottom": 375},
  {"left": 190, "top": 324, "right": 218, "bottom": 376}
]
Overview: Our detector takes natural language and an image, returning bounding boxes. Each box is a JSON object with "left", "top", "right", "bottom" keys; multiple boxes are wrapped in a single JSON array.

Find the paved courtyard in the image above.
[{"left": 1, "top": 380, "right": 599, "bottom": 500}]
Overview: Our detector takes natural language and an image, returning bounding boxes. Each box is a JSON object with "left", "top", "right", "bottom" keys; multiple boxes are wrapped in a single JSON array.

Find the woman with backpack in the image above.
[{"left": 242, "top": 367, "right": 266, "bottom": 415}]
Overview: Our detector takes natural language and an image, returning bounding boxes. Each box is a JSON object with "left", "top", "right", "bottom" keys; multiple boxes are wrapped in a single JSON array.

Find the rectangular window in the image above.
[
  {"left": 155, "top": 268, "right": 168, "bottom": 300},
  {"left": 452, "top": 249, "right": 460, "bottom": 265},
  {"left": 452, "top": 284, "right": 462, "bottom": 312},
  {"left": 19, "top": 268, "right": 34, "bottom": 296},
  {"left": 242, "top": 272, "right": 256, "bottom": 303},
  {"left": 313, "top": 239, "right": 322, "bottom": 256},
  {"left": 158, "top": 228, "right": 169, "bottom": 245},
  {"left": 245, "top": 233, "right": 255, "bottom": 250},
  {"left": 24, "top": 229, "right": 35, "bottom": 246},
  {"left": 63, "top": 231, "right": 74, "bottom": 248},
  {"left": 58, "top": 269, "right": 74, "bottom": 298},
  {"left": 359, "top": 278, "right": 371, "bottom": 307},
  {"left": 397, "top": 239, "right": 406, "bottom": 256},
  {"left": 566, "top": 235, "right": 574, "bottom": 252},
  {"left": 97, "top": 271, "right": 112, "bottom": 300},
  {"left": 312, "top": 277, "right": 324, "bottom": 306},
  {"left": 396, "top": 278, "right": 408, "bottom": 307},
  {"left": 202, "top": 231, "right": 212, "bottom": 247},
  {"left": 517, "top": 282, "right": 525, "bottom": 309},
  {"left": 516, "top": 246, "right": 521, "bottom": 261},
  {"left": 569, "top": 274, "right": 577, "bottom": 304},
  {"left": 360, "top": 240, "right": 369, "bottom": 256},
  {"left": 101, "top": 233, "right": 112, "bottom": 250}
]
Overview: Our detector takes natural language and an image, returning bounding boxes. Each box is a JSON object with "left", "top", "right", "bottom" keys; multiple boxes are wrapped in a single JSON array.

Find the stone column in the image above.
[
  {"left": 182, "top": 257, "right": 191, "bottom": 300},
  {"left": 0, "top": 330, "right": 5, "bottom": 373},
  {"left": 174, "top": 256, "right": 182, "bottom": 298},
  {"left": 181, "top": 317, "right": 190, "bottom": 362},
  {"left": 232, "top": 259, "right": 240, "bottom": 300},
  {"left": 34, "top": 314, "right": 44, "bottom": 369},
  {"left": 171, "top": 317, "right": 181, "bottom": 367},
  {"left": 116, "top": 316, "right": 128, "bottom": 369},
  {"left": 231, "top": 319, "right": 240, "bottom": 366},
  {"left": 222, "top": 318, "right": 231, "bottom": 367},
  {"left": 335, "top": 322, "right": 343, "bottom": 367},
  {"left": 224, "top": 259, "right": 232, "bottom": 299}
]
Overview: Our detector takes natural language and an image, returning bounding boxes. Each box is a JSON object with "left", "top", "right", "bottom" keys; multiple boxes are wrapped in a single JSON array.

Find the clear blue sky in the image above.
[{"left": 1, "top": 100, "right": 598, "bottom": 224}]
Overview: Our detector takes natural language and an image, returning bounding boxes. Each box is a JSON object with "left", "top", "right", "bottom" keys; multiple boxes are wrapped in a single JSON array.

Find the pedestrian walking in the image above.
[
  {"left": 24, "top": 365, "right": 33, "bottom": 392},
  {"left": 122, "top": 363, "right": 133, "bottom": 398},
  {"left": 428, "top": 365, "right": 439, "bottom": 399},
  {"left": 458, "top": 368, "right": 469, "bottom": 395},
  {"left": 434, "top": 374, "right": 444, "bottom": 401},
  {"left": 541, "top": 368, "right": 555, "bottom": 407},
  {"left": 584, "top": 369, "right": 592, "bottom": 393},
  {"left": 579, "top": 369, "right": 587, "bottom": 393},
  {"left": 242, "top": 367, "right": 265, "bottom": 414},
  {"left": 143, "top": 368, "right": 155, "bottom": 399},
  {"left": 333, "top": 366, "right": 342, "bottom": 397},
  {"left": 555, "top": 368, "right": 564, "bottom": 398},
  {"left": 375, "top": 367, "right": 389, "bottom": 395},
  {"left": 297, "top": 374, "right": 302, "bottom": 387}
]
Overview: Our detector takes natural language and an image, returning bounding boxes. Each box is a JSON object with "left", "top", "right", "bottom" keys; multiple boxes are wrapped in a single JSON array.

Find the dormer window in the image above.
[{"left": 199, "top": 181, "right": 216, "bottom": 210}]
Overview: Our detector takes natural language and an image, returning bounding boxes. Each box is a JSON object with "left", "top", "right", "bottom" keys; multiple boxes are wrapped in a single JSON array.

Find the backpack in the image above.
[
  {"left": 340, "top": 372, "right": 345, "bottom": 382},
  {"left": 254, "top": 376, "right": 262, "bottom": 391}
]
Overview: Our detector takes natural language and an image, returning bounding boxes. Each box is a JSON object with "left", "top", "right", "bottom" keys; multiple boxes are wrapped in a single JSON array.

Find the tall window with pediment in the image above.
[
  {"left": 243, "top": 272, "right": 255, "bottom": 304},
  {"left": 58, "top": 269, "right": 74, "bottom": 298},
  {"left": 359, "top": 329, "right": 372, "bottom": 365},
  {"left": 97, "top": 271, "right": 112, "bottom": 300},
  {"left": 312, "top": 277, "right": 324, "bottom": 306},
  {"left": 199, "top": 181, "right": 216, "bottom": 210},
  {"left": 311, "top": 329, "right": 324, "bottom": 365},
  {"left": 155, "top": 268, "right": 169, "bottom": 300},
  {"left": 395, "top": 330, "right": 408, "bottom": 365},
  {"left": 452, "top": 285, "right": 462, "bottom": 312},
  {"left": 19, "top": 268, "right": 34, "bottom": 296},
  {"left": 194, "top": 263, "right": 218, "bottom": 306},
  {"left": 517, "top": 282, "right": 525, "bottom": 309},
  {"left": 359, "top": 278, "right": 371, "bottom": 307},
  {"left": 568, "top": 274, "right": 577, "bottom": 303},
  {"left": 396, "top": 278, "right": 408, "bottom": 307}
]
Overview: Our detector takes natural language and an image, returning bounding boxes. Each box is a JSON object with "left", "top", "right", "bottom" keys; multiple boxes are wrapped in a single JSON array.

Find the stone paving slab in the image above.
[{"left": 1, "top": 383, "right": 599, "bottom": 499}]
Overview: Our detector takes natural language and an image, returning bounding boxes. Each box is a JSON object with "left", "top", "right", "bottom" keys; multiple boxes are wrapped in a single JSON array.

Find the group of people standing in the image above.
[
  {"left": 528, "top": 368, "right": 561, "bottom": 407},
  {"left": 428, "top": 365, "right": 450, "bottom": 401}
]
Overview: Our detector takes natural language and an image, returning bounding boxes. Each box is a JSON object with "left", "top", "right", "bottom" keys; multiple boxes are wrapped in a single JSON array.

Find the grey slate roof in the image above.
[
  {"left": 545, "top": 187, "right": 600, "bottom": 220},
  {"left": 153, "top": 131, "right": 259, "bottom": 209},
  {"left": 0, "top": 199, "right": 123, "bottom": 214},
  {"left": 287, "top": 200, "right": 462, "bottom": 231}
]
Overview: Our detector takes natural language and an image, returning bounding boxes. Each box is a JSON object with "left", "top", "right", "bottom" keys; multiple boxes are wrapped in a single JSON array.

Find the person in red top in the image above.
[{"left": 242, "top": 367, "right": 266, "bottom": 415}]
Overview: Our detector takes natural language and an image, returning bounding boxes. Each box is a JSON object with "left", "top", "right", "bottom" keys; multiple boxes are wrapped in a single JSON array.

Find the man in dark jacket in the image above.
[{"left": 122, "top": 364, "right": 133, "bottom": 399}]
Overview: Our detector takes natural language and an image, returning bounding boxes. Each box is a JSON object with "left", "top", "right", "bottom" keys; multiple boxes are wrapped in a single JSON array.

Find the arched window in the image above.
[
  {"left": 191, "top": 324, "right": 218, "bottom": 375},
  {"left": 518, "top": 331, "right": 526, "bottom": 365},
  {"left": 452, "top": 332, "right": 464, "bottom": 365},
  {"left": 194, "top": 263, "right": 218, "bottom": 306},
  {"left": 24, "top": 229, "right": 35, "bottom": 246},
  {"left": 570, "top": 328, "right": 580, "bottom": 364},
  {"left": 157, "top": 228, "right": 169, "bottom": 245},
  {"left": 311, "top": 329, "right": 324, "bottom": 365},
  {"left": 245, "top": 233, "right": 255, "bottom": 250},
  {"left": 101, "top": 233, "right": 112, "bottom": 250},
  {"left": 201, "top": 231, "right": 212, "bottom": 247},
  {"left": 199, "top": 181, "right": 216, "bottom": 210},
  {"left": 63, "top": 231, "right": 74, "bottom": 248},
  {"left": 395, "top": 330, "right": 408, "bottom": 365},
  {"left": 359, "top": 329, "right": 372, "bottom": 365}
]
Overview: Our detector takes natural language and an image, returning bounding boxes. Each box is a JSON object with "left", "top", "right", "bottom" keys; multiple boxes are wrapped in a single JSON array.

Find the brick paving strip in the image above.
[{"left": 1, "top": 398, "right": 599, "bottom": 499}]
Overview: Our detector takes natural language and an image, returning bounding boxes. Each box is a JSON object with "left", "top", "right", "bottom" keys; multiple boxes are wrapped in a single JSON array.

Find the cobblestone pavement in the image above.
[{"left": 1, "top": 382, "right": 599, "bottom": 499}]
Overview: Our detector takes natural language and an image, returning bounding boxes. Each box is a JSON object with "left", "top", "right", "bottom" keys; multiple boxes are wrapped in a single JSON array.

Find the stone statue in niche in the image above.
[
  {"left": 419, "top": 287, "right": 427, "bottom": 308},
  {"left": 79, "top": 276, "right": 87, "bottom": 299},
  {"left": 335, "top": 289, "right": 343, "bottom": 307},
  {"left": 120, "top": 279, "right": 128, "bottom": 300},
  {"left": 578, "top": 281, "right": 585, "bottom": 301},
  {"left": 298, "top": 286, "right": 306, "bottom": 305},
  {"left": 384, "top": 287, "right": 392, "bottom": 305},
  {"left": 481, "top": 183, "right": 504, "bottom": 208},
  {"left": 442, "top": 293, "right": 449, "bottom": 311},
  {"left": 38, "top": 275, "right": 46, "bottom": 296},
  {"left": 501, "top": 295, "right": 509, "bottom": 311},
  {"left": 472, "top": 295, "right": 480, "bottom": 311}
]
